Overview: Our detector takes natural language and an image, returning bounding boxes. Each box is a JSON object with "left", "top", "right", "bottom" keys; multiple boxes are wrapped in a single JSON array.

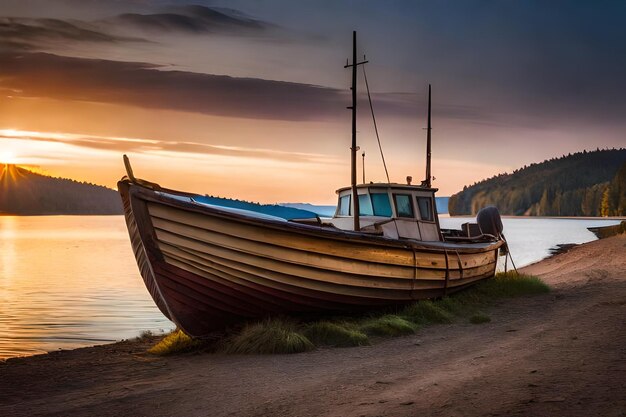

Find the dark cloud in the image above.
[
  {"left": 0, "top": 17, "right": 145, "bottom": 50},
  {"left": 0, "top": 4, "right": 277, "bottom": 54},
  {"left": 0, "top": 51, "right": 346, "bottom": 121},
  {"left": 372, "top": 93, "right": 487, "bottom": 123},
  {"left": 108, "top": 5, "right": 275, "bottom": 35},
  {"left": 1, "top": 51, "right": 475, "bottom": 122}
]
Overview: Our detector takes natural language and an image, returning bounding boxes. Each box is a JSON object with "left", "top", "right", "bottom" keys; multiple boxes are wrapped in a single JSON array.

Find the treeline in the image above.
[
  {"left": 601, "top": 162, "right": 626, "bottom": 216},
  {"left": 448, "top": 149, "right": 626, "bottom": 216},
  {"left": 0, "top": 164, "right": 123, "bottom": 215}
]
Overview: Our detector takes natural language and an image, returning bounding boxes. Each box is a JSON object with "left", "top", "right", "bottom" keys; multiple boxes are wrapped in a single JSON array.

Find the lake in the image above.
[
  {"left": 438, "top": 215, "right": 621, "bottom": 268},
  {"left": 0, "top": 216, "right": 173, "bottom": 359},
  {"left": 0, "top": 215, "right": 620, "bottom": 359}
]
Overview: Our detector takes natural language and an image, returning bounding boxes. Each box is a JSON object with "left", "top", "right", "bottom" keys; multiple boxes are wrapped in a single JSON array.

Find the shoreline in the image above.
[
  {"left": 441, "top": 213, "right": 626, "bottom": 220},
  {"left": 1, "top": 234, "right": 625, "bottom": 416}
]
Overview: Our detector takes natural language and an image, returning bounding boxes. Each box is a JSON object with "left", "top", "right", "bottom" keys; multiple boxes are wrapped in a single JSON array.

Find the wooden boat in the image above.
[{"left": 118, "top": 32, "right": 505, "bottom": 336}]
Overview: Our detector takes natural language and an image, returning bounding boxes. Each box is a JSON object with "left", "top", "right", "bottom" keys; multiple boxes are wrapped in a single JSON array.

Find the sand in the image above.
[{"left": 1, "top": 234, "right": 625, "bottom": 417}]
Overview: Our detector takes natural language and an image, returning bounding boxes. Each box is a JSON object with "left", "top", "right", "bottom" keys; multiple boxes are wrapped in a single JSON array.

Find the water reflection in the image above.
[{"left": 0, "top": 216, "right": 173, "bottom": 359}]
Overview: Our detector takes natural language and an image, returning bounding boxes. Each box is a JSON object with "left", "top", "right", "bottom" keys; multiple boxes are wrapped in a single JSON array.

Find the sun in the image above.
[{"left": 0, "top": 150, "right": 17, "bottom": 164}]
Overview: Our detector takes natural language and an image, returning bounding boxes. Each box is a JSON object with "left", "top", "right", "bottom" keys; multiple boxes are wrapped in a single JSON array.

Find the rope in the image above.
[
  {"left": 362, "top": 65, "right": 390, "bottom": 183},
  {"left": 502, "top": 234, "right": 519, "bottom": 275}
]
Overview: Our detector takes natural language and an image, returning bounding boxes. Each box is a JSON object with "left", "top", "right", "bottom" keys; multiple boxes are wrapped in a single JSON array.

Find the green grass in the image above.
[
  {"left": 436, "top": 296, "right": 465, "bottom": 315},
  {"left": 146, "top": 272, "right": 549, "bottom": 355},
  {"left": 221, "top": 319, "right": 314, "bottom": 354},
  {"left": 474, "top": 272, "right": 550, "bottom": 299},
  {"left": 401, "top": 300, "right": 454, "bottom": 325},
  {"left": 303, "top": 321, "right": 369, "bottom": 347},
  {"left": 469, "top": 312, "right": 491, "bottom": 324},
  {"left": 147, "top": 329, "right": 203, "bottom": 355},
  {"left": 359, "top": 315, "right": 417, "bottom": 337}
]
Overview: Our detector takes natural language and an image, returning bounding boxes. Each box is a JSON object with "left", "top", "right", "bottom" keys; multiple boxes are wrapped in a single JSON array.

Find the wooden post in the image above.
[
  {"left": 443, "top": 248, "right": 450, "bottom": 296},
  {"left": 425, "top": 84, "right": 432, "bottom": 188},
  {"left": 344, "top": 31, "right": 368, "bottom": 231},
  {"left": 350, "top": 31, "right": 360, "bottom": 231}
]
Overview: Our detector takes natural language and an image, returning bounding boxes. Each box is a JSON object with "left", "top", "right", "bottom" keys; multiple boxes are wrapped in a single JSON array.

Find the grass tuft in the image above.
[
  {"left": 476, "top": 272, "right": 550, "bottom": 299},
  {"left": 148, "top": 329, "right": 202, "bottom": 355},
  {"left": 359, "top": 315, "right": 417, "bottom": 337},
  {"left": 222, "top": 319, "right": 314, "bottom": 354},
  {"left": 437, "top": 296, "right": 466, "bottom": 316},
  {"left": 402, "top": 300, "right": 454, "bottom": 325},
  {"left": 136, "top": 330, "right": 153, "bottom": 341},
  {"left": 303, "top": 321, "right": 369, "bottom": 347},
  {"left": 469, "top": 312, "right": 491, "bottom": 324}
]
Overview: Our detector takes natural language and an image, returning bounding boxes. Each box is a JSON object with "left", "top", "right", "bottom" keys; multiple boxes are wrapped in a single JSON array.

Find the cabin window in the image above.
[
  {"left": 358, "top": 194, "right": 374, "bottom": 216},
  {"left": 416, "top": 196, "right": 434, "bottom": 221},
  {"left": 371, "top": 193, "right": 392, "bottom": 217},
  {"left": 393, "top": 194, "right": 414, "bottom": 218},
  {"left": 338, "top": 195, "right": 351, "bottom": 216}
]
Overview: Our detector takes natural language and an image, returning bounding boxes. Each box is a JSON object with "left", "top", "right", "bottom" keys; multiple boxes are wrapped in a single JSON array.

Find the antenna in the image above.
[
  {"left": 344, "top": 31, "right": 368, "bottom": 231},
  {"left": 362, "top": 152, "right": 365, "bottom": 183}
]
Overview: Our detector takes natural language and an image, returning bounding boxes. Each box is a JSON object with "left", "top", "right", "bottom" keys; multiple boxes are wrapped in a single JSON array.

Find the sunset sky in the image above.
[{"left": 1, "top": 0, "right": 625, "bottom": 204}]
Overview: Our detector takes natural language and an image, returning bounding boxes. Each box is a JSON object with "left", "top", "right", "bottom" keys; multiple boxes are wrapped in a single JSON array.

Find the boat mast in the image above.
[
  {"left": 345, "top": 30, "right": 367, "bottom": 231},
  {"left": 424, "top": 84, "right": 432, "bottom": 188}
]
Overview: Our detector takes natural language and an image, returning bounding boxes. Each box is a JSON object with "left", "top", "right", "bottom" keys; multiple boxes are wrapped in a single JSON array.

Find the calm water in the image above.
[
  {"left": 0, "top": 216, "right": 173, "bottom": 359},
  {"left": 439, "top": 216, "right": 621, "bottom": 268},
  {"left": 0, "top": 215, "right": 620, "bottom": 359}
]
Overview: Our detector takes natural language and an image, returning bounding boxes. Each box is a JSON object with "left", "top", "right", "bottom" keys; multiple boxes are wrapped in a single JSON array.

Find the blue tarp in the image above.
[{"left": 192, "top": 195, "right": 319, "bottom": 221}]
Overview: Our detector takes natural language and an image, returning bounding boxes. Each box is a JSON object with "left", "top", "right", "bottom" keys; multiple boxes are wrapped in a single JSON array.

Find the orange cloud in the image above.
[{"left": 0, "top": 129, "right": 340, "bottom": 164}]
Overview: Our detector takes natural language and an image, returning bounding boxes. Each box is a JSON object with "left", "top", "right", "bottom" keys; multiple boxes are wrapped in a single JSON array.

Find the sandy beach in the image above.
[{"left": 1, "top": 234, "right": 624, "bottom": 417}]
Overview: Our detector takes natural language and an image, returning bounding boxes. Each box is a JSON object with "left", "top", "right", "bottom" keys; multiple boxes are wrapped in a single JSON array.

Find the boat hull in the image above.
[{"left": 119, "top": 180, "right": 503, "bottom": 336}]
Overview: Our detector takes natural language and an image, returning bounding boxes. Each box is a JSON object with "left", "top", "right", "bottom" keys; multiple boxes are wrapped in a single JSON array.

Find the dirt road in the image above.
[{"left": 1, "top": 235, "right": 625, "bottom": 417}]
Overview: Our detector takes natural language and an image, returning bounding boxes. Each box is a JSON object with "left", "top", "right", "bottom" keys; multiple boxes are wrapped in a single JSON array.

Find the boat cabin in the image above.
[{"left": 327, "top": 183, "right": 441, "bottom": 241}]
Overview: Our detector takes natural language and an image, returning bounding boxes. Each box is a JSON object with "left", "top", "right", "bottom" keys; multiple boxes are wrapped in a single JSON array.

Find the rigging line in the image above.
[{"left": 361, "top": 64, "right": 390, "bottom": 183}]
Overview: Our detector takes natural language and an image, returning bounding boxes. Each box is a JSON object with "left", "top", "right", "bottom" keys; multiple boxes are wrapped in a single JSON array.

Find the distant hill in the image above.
[
  {"left": 0, "top": 164, "right": 123, "bottom": 215},
  {"left": 448, "top": 149, "right": 626, "bottom": 216},
  {"left": 435, "top": 197, "right": 449, "bottom": 214},
  {"left": 280, "top": 203, "right": 336, "bottom": 217}
]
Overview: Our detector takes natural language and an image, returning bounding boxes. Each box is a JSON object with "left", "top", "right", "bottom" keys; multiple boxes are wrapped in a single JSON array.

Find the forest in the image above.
[
  {"left": 448, "top": 149, "right": 626, "bottom": 217},
  {"left": 0, "top": 164, "right": 123, "bottom": 215}
]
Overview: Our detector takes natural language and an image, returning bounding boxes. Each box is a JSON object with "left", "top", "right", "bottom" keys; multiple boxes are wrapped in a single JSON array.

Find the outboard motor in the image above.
[
  {"left": 476, "top": 206, "right": 503, "bottom": 239},
  {"left": 477, "top": 206, "right": 517, "bottom": 273}
]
